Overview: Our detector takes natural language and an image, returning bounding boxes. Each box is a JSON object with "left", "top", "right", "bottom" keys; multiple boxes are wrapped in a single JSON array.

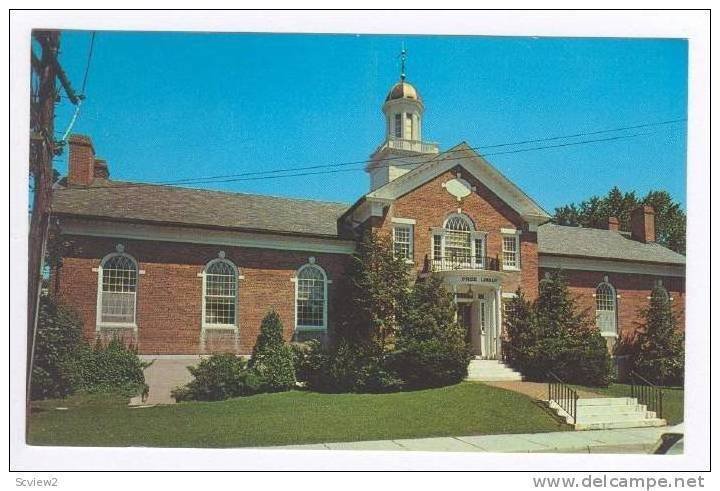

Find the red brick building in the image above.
[{"left": 50, "top": 77, "right": 685, "bottom": 367}]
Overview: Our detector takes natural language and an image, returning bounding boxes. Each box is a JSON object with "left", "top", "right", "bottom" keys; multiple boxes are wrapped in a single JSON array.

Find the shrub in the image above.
[
  {"left": 633, "top": 286, "right": 684, "bottom": 386},
  {"left": 30, "top": 297, "right": 84, "bottom": 400},
  {"left": 504, "top": 273, "right": 612, "bottom": 387},
  {"left": 249, "top": 311, "right": 296, "bottom": 392},
  {"left": 299, "top": 340, "right": 402, "bottom": 393},
  {"left": 392, "top": 276, "right": 472, "bottom": 389},
  {"left": 171, "top": 353, "right": 262, "bottom": 402},
  {"left": 62, "top": 337, "right": 150, "bottom": 397}
]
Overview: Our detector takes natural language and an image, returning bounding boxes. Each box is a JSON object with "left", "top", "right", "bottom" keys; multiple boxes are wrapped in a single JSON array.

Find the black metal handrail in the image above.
[
  {"left": 431, "top": 256, "right": 500, "bottom": 272},
  {"left": 630, "top": 370, "right": 664, "bottom": 419},
  {"left": 548, "top": 371, "right": 579, "bottom": 424}
]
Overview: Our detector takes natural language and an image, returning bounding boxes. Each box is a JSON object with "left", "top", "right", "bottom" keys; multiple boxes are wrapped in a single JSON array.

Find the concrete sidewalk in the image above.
[{"left": 271, "top": 426, "right": 671, "bottom": 454}]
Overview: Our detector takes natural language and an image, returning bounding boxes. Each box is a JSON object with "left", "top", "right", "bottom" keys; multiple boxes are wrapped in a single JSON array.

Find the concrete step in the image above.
[
  {"left": 575, "top": 418, "right": 667, "bottom": 431},
  {"left": 575, "top": 404, "right": 648, "bottom": 417},
  {"left": 465, "top": 360, "right": 524, "bottom": 381},
  {"left": 576, "top": 397, "right": 638, "bottom": 406},
  {"left": 548, "top": 397, "right": 666, "bottom": 431}
]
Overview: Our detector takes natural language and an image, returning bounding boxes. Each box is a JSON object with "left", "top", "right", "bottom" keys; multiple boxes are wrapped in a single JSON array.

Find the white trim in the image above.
[
  {"left": 95, "top": 251, "right": 139, "bottom": 330},
  {"left": 390, "top": 217, "right": 416, "bottom": 225},
  {"left": 366, "top": 142, "right": 551, "bottom": 221},
  {"left": 294, "top": 262, "right": 329, "bottom": 332},
  {"left": 60, "top": 217, "right": 356, "bottom": 255},
  {"left": 501, "top": 292, "right": 518, "bottom": 299},
  {"left": 500, "top": 227, "right": 519, "bottom": 235},
  {"left": 501, "top": 232, "right": 521, "bottom": 271},
  {"left": 201, "top": 258, "right": 240, "bottom": 331},
  {"left": 538, "top": 255, "right": 685, "bottom": 277}
]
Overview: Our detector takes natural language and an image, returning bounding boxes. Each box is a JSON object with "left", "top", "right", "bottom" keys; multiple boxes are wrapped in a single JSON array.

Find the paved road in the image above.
[{"left": 270, "top": 426, "right": 672, "bottom": 454}]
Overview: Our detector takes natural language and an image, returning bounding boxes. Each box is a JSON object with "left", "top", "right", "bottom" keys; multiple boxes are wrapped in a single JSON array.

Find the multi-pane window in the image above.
[
  {"left": 595, "top": 282, "right": 617, "bottom": 335},
  {"left": 99, "top": 254, "right": 138, "bottom": 325},
  {"left": 474, "top": 237, "right": 485, "bottom": 267},
  {"left": 394, "top": 113, "right": 402, "bottom": 138},
  {"left": 203, "top": 260, "right": 237, "bottom": 327},
  {"left": 432, "top": 234, "right": 442, "bottom": 260},
  {"left": 502, "top": 235, "right": 519, "bottom": 269},
  {"left": 296, "top": 265, "right": 327, "bottom": 330},
  {"left": 445, "top": 215, "right": 473, "bottom": 265},
  {"left": 393, "top": 225, "right": 413, "bottom": 260}
]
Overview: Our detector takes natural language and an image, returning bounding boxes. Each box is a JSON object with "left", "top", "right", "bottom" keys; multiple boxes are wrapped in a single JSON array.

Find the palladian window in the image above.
[{"left": 431, "top": 213, "right": 488, "bottom": 270}]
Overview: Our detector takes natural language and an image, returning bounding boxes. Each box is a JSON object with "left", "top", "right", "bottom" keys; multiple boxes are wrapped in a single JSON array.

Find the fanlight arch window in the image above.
[
  {"left": 202, "top": 259, "right": 238, "bottom": 328},
  {"left": 295, "top": 263, "right": 328, "bottom": 331},
  {"left": 595, "top": 281, "right": 617, "bottom": 336},
  {"left": 444, "top": 214, "right": 474, "bottom": 264},
  {"left": 97, "top": 253, "right": 138, "bottom": 326}
]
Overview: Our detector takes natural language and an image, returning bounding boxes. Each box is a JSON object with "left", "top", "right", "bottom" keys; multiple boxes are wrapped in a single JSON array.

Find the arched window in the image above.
[
  {"left": 444, "top": 213, "right": 475, "bottom": 266},
  {"left": 295, "top": 263, "right": 328, "bottom": 331},
  {"left": 202, "top": 259, "right": 238, "bottom": 328},
  {"left": 98, "top": 252, "right": 138, "bottom": 326},
  {"left": 595, "top": 280, "right": 617, "bottom": 336}
]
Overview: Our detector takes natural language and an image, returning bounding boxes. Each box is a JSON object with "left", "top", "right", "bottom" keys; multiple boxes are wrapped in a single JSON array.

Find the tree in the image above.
[
  {"left": 392, "top": 275, "right": 471, "bottom": 389},
  {"left": 337, "top": 230, "right": 411, "bottom": 351},
  {"left": 31, "top": 296, "right": 84, "bottom": 399},
  {"left": 506, "top": 271, "right": 612, "bottom": 386},
  {"left": 553, "top": 186, "right": 686, "bottom": 254},
  {"left": 249, "top": 310, "right": 296, "bottom": 392},
  {"left": 633, "top": 286, "right": 684, "bottom": 386},
  {"left": 501, "top": 288, "right": 536, "bottom": 365}
]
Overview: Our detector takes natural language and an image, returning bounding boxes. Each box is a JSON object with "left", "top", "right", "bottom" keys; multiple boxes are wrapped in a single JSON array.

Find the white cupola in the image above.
[{"left": 366, "top": 47, "right": 439, "bottom": 191}]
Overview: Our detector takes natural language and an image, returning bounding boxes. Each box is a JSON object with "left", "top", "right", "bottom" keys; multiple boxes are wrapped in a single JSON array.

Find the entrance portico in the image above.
[{"left": 434, "top": 269, "right": 506, "bottom": 360}]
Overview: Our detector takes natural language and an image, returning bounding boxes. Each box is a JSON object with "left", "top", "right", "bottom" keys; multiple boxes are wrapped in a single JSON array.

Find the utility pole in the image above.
[{"left": 27, "top": 30, "right": 79, "bottom": 407}]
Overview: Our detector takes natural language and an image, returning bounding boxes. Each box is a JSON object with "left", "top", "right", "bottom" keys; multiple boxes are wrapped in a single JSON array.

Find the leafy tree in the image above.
[
  {"left": 249, "top": 310, "right": 296, "bottom": 392},
  {"left": 633, "top": 286, "right": 684, "bottom": 386},
  {"left": 391, "top": 276, "right": 471, "bottom": 389},
  {"left": 553, "top": 186, "right": 686, "bottom": 254},
  {"left": 337, "top": 230, "right": 411, "bottom": 351}
]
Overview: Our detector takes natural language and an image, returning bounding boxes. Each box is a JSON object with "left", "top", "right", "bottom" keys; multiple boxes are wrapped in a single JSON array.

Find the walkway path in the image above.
[
  {"left": 271, "top": 426, "right": 672, "bottom": 454},
  {"left": 481, "top": 380, "right": 603, "bottom": 401}
]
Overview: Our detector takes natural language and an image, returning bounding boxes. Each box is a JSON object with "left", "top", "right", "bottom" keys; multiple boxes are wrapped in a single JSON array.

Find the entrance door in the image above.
[{"left": 458, "top": 303, "right": 480, "bottom": 356}]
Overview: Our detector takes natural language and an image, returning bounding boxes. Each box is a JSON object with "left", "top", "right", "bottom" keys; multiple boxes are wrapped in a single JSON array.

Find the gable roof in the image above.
[
  {"left": 366, "top": 142, "right": 551, "bottom": 222},
  {"left": 52, "top": 180, "right": 350, "bottom": 238},
  {"left": 537, "top": 223, "right": 685, "bottom": 265}
]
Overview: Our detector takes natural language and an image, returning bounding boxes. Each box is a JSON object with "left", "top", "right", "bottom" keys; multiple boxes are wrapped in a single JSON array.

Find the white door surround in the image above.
[{"left": 449, "top": 281, "right": 503, "bottom": 360}]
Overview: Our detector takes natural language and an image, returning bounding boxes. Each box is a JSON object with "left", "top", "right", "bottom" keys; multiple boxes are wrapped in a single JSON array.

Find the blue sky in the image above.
[{"left": 53, "top": 31, "right": 688, "bottom": 211}]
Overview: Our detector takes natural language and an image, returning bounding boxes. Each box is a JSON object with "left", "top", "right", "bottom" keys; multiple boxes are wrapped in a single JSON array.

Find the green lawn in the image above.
[
  {"left": 572, "top": 383, "right": 684, "bottom": 425},
  {"left": 28, "top": 382, "right": 567, "bottom": 448}
]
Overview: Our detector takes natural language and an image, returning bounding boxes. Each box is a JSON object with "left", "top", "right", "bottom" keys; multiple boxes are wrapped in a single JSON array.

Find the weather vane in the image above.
[{"left": 399, "top": 43, "right": 407, "bottom": 81}]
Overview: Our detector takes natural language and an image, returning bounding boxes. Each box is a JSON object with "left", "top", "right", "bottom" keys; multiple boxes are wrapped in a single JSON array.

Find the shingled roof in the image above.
[
  {"left": 537, "top": 223, "right": 685, "bottom": 265},
  {"left": 52, "top": 180, "right": 350, "bottom": 238}
]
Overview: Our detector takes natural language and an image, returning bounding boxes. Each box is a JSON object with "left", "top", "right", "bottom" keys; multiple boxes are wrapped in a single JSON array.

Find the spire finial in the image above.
[{"left": 399, "top": 43, "right": 407, "bottom": 81}]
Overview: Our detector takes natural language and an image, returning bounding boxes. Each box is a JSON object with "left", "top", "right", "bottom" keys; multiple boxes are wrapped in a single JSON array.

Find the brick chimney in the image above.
[
  {"left": 606, "top": 216, "right": 620, "bottom": 232},
  {"left": 630, "top": 205, "right": 656, "bottom": 243},
  {"left": 93, "top": 158, "right": 110, "bottom": 179},
  {"left": 67, "top": 134, "right": 96, "bottom": 186}
]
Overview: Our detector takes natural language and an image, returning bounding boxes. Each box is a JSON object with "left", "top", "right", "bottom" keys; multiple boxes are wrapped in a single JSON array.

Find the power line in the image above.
[
  {"left": 60, "top": 32, "right": 96, "bottom": 143},
  {"left": 147, "top": 117, "right": 686, "bottom": 187},
  {"left": 65, "top": 129, "right": 660, "bottom": 191}
]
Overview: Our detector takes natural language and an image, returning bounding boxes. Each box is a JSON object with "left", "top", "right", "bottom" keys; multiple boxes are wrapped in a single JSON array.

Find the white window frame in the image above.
[
  {"left": 431, "top": 214, "right": 489, "bottom": 269},
  {"left": 293, "top": 261, "right": 331, "bottom": 332},
  {"left": 200, "top": 258, "right": 240, "bottom": 331},
  {"left": 392, "top": 223, "right": 414, "bottom": 263},
  {"left": 95, "top": 251, "right": 140, "bottom": 330},
  {"left": 501, "top": 229, "right": 521, "bottom": 271},
  {"left": 595, "top": 280, "right": 618, "bottom": 338}
]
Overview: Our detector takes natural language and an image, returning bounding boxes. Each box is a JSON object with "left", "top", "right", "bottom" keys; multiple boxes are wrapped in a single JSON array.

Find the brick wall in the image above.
[
  {"left": 539, "top": 267, "right": 686, "bottom": 340},
  {"left": 369, "top": 165, "right": 540, "bottom": 299},
  {"left": 52, "top": 234, "right": 351, "bottom": 355}
]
